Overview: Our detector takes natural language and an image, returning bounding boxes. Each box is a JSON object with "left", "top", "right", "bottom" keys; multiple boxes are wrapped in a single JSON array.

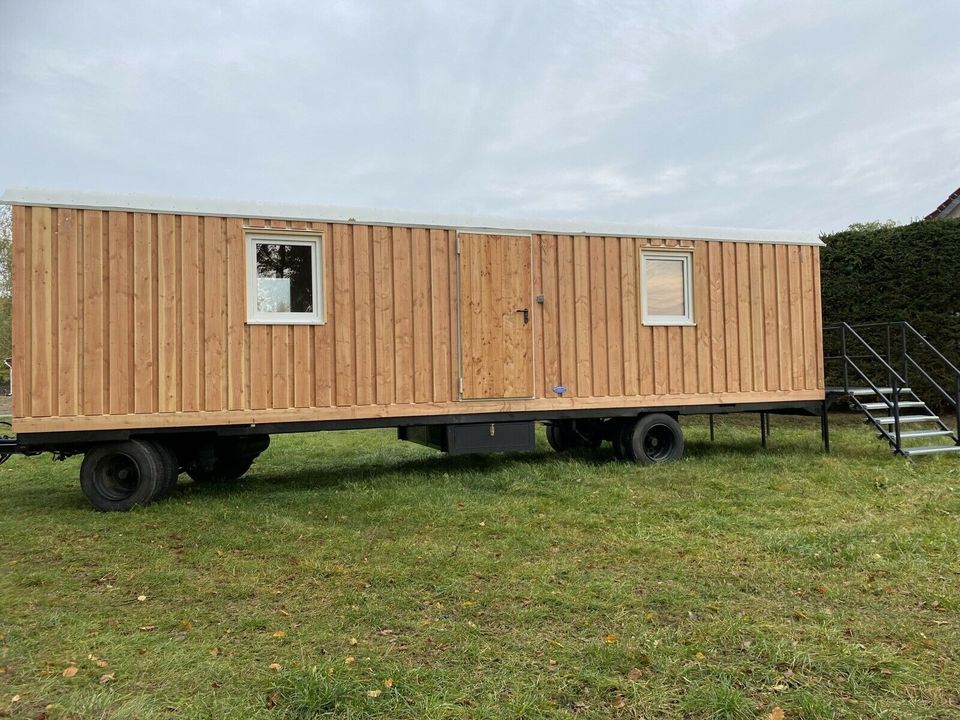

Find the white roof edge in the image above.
[{"left": 0, "top": 187, "right": 823, "bottom": 246}]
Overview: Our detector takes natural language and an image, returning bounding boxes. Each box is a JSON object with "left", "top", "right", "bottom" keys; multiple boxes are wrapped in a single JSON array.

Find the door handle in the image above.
[{"left": 516, "top": 308, "right": 529, "bottom": 325}]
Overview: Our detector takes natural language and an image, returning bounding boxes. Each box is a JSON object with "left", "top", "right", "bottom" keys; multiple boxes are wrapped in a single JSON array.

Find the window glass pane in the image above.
[
  {"left": 255, "top": 243, "right": 313, "bottom": 313},
  {"left": 646, "top": 258, "right": 686, "bottom": 316}
]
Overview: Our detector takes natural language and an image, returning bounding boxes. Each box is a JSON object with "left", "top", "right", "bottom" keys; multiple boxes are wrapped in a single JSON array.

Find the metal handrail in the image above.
[
  {"left": 827, "top": 321, "right": 959, "bottom": 377},
  {"left": 902, "top": 321, "right": 960, "bottom": 377},
  {"left": 832, "top": 323, "right": 908, "bottom": 388},
  {"left": 824, "top": 320, "right": 960, "bottom": 441},
  {"left": 824, "top": 322, "right": 907, "bottom": 449},
  {"left": 904, "top": 355, "right": 953, "bottom": 407}
]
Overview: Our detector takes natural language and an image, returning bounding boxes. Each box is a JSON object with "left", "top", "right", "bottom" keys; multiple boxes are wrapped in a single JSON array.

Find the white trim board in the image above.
[{"left": 0, "top": 187, "right": 824, "bottom": 246}]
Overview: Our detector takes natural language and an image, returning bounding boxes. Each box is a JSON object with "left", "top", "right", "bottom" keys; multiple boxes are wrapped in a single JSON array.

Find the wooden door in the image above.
[{"left": 458, "top": 232, "right": 534, "bottom": 399}]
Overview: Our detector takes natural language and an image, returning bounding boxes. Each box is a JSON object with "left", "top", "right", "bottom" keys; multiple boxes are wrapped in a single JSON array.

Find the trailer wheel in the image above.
[
  {"left": 624, "top": 414, "right": 684, "bottom": 464},
  {"left": 80, "top": 441, "right": 165, "bottom": 512},
  {"left": 152, "top": 442, "right": 180, "bottom": 499},
  {"left": 546, "top": 423, "right": 566, "bottom": 452},
  {"left": 613, "top": 421, "right": 635, "bottom": 461},
  {"left": 186, "top": 458, "right": 246, "bottom": 483},
  {"left": 188, "top": 457, "right": 254, "bottom": 483},
  {"left": 186, "top": 436, "right": 267, "bottom": 483},
  {"left": 545, "top": 421, "right": 603, "bottom": 453}
]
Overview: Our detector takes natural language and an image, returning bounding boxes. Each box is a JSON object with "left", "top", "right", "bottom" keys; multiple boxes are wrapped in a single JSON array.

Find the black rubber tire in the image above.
[
  {"left": 546, "top": 423, "right": 566, "bottom": 452},
  {"left": 186, "top": 438, "right": 263, "bottom": 483},
  {"left": 152, "top": 442, "right": 180, "bottom": 499},
  {"left": 613, "top": 421, "right": 635, "bottom": 461},
  {"left": 80, "top": 441, "right": 165, "bottom": 512},
  {"left": 625, "top": 414, "right": 684, "bottom": 465},
  {"left": 185, "top": 465, "right": 222, "bottom": 483},
  {"left": 572, "top": 420, "right": 604, "bottom": 450},
  {"left": 545, "top": 421, "right": 601, "bottom": 452},
  {"left": 219, "top": 457, "right": 254, "bottom": 481}
]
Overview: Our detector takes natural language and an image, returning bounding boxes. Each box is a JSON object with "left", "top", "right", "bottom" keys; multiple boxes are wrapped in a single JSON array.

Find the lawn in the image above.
[{"left": 1, "top": 414, "right": 959, "bottom": 720}]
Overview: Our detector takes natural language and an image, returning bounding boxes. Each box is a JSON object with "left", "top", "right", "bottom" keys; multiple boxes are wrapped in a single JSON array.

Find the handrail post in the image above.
[
  {"left": 885, "top": 324, "right": 893, "bottom": 390},
  {"left": 901, "top": 322, "right": 909, "bottom": 386},
  {"left": 955, "top": 375, "right": 960, "bottom": 439},
  {"left": 892, "top": 376, "right": 902, "bottom": 453},
  {"left": 840, "top": 325, "right": 849, "bottom": 392}
]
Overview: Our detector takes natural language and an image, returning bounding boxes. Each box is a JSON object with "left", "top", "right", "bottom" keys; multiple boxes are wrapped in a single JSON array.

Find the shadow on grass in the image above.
[
  {"left": 0, "top": 428, "right": 862, "bottom": 515},
  {"left": 178, "top": 434, "right": 837, "bottom": 504},
  {"left": 177, "top": 447, "right": 570, "bottom": 501}
]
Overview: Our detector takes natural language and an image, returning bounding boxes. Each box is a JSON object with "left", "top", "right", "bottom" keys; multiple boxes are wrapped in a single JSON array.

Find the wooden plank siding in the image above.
[{"left": 11, "top": 208, "right": 824, "bottom": 433}]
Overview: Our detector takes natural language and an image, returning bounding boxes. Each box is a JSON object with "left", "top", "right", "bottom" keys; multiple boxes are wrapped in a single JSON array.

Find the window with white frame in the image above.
[
  {"left": 641, "top": 251, "right": 693, "bottom": 326},
  {"left": 247, "top": 233, "right": 324, "bottom": 324}
]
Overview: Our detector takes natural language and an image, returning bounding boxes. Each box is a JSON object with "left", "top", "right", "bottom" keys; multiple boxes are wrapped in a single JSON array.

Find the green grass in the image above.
[{"left": 1, "top": 414, "right": 959, "bottom": 719}]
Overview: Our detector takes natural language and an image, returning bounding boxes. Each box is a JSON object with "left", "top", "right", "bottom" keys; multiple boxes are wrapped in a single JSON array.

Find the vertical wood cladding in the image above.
[{"left": 12, "top": 206, "right": 823, "bottom": 427}]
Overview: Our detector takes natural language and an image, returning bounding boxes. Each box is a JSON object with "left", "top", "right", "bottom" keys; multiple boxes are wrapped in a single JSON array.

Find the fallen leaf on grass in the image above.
[
  {"left": 95, "top": 659, "right": 108, "bottom": 668},
  {"left": 345, "top": 656, "right": 355, "bottom": 665},
  {"left": 767, "top": 707, "right": 785, "bottom": 720},
  {"left": 627, "top": 668, "right": 643, "bottom": 681},
  {"left": 11, "top": 694, "right": 20, "bottom": 702},
  {"left": 349, "top": 638, "right": 358, "bottom": 646},
  {"left": 269, "top": 663, "right": 282, "bottom": 671},
  {"left": 209, "top": 648, "right": 220, "bottom": 657},
  {"left": 139, "top": 625, "right": 157, "bottom": 632},
  {"left": 137, "top": 595, "right": 147, "bottom": 602},
  {"left": 384, "top": 678, "right": 394, "bottom": 688},
  {"left": 694, "top": 652, "right": 705, "bottom": 660},
  {"left": 272, "top": 630, "right": 286, "bottom": 638},
  {"left": 62, "top": 665, "right": 78, "bottom": 678},
  {"left": 366, "top": 689, "right": 382, "bottom": 698},
  {"left": 604, "top": 634, "right": 618, "bottom": 645},
  {"left": 98, "top": 673, "right": 115, "bottom": 684}
]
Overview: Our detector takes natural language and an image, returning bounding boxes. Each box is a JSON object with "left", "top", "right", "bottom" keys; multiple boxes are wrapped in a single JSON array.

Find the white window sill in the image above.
[
  {"left": 246, "top": 318, "right": 326, "bottom": 326},
  {"left": 642, "top": 320, "right": 697, "bottom": 327}
]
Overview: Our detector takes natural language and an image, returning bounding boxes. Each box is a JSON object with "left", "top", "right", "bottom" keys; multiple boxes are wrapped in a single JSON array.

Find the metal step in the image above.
[
  {"left": 879, "top": 429, "right": 956, "bottom": 440},
  {"left": 872, "top": 415, "right": 941, "bottom": 424},
  {"left": 903, "top": 445, "right": 960, "bottom": 457},
  {"left": 860, "top": 401, "right": 926, "bottom": 410},
  {"left": 849, "top": 387, "right": 912, "bottom": 396}
]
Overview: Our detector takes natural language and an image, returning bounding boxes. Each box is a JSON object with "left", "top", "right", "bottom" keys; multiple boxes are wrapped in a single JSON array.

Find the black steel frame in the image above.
[{"left": 11, "top": 399, "right": 826, "bottom": 453}]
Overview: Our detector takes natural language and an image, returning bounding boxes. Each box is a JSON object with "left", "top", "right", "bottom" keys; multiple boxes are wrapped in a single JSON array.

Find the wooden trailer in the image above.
[{"left": 0, "top": 188, "right": 825, "bottom": 510}]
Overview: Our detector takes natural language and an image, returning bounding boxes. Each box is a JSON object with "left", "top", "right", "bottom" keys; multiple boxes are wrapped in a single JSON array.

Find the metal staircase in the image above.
[{"left": 824, "top": 322, "right": 960, "bottom": 458}]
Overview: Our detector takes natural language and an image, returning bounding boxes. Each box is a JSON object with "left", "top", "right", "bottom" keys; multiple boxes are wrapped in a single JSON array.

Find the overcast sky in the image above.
[{"left": 1, "top": 0, "right": 958, "bottom": 233}]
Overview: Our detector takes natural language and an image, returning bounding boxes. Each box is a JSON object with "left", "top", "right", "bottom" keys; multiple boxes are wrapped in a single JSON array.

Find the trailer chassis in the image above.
[{"left": 0, "top": 399, "right": 827, "bottom": 511}]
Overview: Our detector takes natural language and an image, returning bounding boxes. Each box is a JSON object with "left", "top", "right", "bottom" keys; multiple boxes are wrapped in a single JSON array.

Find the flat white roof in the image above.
[{"left": 0, "top": 187, "right": 823, "bottom": 246}]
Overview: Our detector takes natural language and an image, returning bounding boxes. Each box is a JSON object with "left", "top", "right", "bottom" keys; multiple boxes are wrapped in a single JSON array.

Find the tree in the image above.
[
  {"left": 845, "top": 219, "right": 899, "bottom": 232},
  {"left": 820, "top": 218, "right": 960, "bottom": 395},
  {"left": 0, "top": 206, "right": 10, "bottom": 386}
]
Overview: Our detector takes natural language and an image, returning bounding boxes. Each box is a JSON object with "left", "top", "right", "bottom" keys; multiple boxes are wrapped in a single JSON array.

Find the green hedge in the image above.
[{"left": 820, "top": 219, "right": 960, "bottom": 365}]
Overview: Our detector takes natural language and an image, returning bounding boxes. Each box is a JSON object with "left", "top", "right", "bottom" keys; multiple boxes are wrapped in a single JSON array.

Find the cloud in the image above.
[{"left": 0, "top": 0, "right": 958, "bottom": 232}]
